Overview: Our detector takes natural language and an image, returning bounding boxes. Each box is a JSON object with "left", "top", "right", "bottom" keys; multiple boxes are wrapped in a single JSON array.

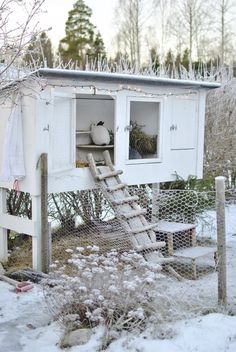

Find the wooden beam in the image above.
[
  {"left": 96, "top": 169, "right": 123, "bottom": 180},
  {"left": 0, "top": 188, "right": 8, "bottom": 262},
  {"left": 215, "top": 176, "right": 227, "bottom": 305},
  {"left": 41, "top": 153, "right": 50, "bottom": 274},
  {"left": 0, "top": 213, "right": 36, "bottom": 236}
]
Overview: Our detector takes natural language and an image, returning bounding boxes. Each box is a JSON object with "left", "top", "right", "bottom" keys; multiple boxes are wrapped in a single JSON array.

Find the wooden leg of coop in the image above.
[
  {"left": 0, "top": 227, "right": 8, "bottom": 263},
  {"left": 0, "top": 188, "right": 8, "bottom": 263},
  {"left": 192, "top": 259, "right": 197, "bottom": 280},
  {"left": 32, "top": 195, "right": 42, "bottom": 272},
  {"left": 167, "top": 234, "right": 173, "bottom": 256},
  {"left": 191, "top": 228, "right": 197, "bottom": 247}
]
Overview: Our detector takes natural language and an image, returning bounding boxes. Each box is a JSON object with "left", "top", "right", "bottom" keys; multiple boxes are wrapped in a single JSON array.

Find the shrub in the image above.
[{"left": 43, "top": 247, "right": 164, "bottom": 341}]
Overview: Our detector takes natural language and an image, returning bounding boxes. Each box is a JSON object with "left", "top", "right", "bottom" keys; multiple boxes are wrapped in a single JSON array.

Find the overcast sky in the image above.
[{"left": 41, "top": 0, "right": 117, "bottom": 53}]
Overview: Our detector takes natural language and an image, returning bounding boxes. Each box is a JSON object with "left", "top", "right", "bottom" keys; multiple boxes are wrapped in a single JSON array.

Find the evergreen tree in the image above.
[
  {"left": 58, "top": 0, "right": 106, "bottom": 68},
  {"left": 175, "top": 52, "right": 182, "bottom": 77},
  {"left": 149, "top": 47, "right": 160, "bottom": 72},
  {"left": 181, "top": 48, "right": 190, "bottom": 70},
  {"left": 165, "top": 49, "right": 174, "bottom": 76},
  {"left": 90, "top": 31, "right": 106, "bottom": 62},
  {"left": 24, "top": 31, "right": 54, "bottom": 68}
]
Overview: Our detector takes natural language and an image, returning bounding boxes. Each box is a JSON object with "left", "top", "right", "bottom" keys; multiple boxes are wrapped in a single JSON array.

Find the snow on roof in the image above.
[{"left": 36, "top": 68, "right": 221, "bottom": 89}]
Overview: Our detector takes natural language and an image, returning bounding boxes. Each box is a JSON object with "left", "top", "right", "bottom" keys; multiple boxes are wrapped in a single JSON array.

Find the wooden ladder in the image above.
[{"left": 87, "top": 150, "right": 173, "bottom": 266}]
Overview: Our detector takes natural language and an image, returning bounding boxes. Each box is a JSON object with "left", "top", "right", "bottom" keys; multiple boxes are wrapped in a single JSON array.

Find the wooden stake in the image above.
[
  {"left": 0, "top": 188, "right": 8, "bottom": 263},
  {"left": 215, "top": 176, "right": 227, "bottom": 305},
  {"left": 41, "top": 153, "right": 50, "bottom": 273}
]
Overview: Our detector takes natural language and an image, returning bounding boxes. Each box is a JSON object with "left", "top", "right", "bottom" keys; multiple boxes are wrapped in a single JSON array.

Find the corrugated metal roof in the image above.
[{"left": 36, "top": 68, "right": 221, "bottom": 89}]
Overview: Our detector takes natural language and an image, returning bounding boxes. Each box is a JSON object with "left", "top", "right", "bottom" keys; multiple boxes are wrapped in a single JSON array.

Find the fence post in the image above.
[
  {"left": 215, "top": 176, "right": 227, "bottom": 305},
  {"left": 41, "top": 153, "right": 50, "bottom": 273},
  {"left": 0, "top": 188, "right": 8, "bottom": 262}
]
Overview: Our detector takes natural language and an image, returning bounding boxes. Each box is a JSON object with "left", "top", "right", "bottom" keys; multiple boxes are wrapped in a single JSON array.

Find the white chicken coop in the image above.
[{"left": 0, "top": 69, "right": 220, "bottom": 270}]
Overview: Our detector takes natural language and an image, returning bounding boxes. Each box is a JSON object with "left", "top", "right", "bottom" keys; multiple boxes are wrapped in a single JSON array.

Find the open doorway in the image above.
[{"left": 75, "top": 94, "right": 115, "bottom": 167}]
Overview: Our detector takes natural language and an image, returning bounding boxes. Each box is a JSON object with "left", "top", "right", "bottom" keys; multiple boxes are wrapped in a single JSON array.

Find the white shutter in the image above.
[
  {"left": 171, "top": 98, "right": 197, "bottom": 150},
  {"left": 50, "top": 94, "right": 76, "bottom": 172}
]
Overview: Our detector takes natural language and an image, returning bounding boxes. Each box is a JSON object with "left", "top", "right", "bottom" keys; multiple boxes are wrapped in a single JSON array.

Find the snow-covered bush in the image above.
[{"left": 43, "top": 246, "right": 164, "bottom": 336}]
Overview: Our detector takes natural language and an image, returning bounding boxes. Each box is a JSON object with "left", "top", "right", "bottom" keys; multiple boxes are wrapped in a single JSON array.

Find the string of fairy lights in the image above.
[{"left": 42, "top": 81, "right": 198, "bottom": 100}]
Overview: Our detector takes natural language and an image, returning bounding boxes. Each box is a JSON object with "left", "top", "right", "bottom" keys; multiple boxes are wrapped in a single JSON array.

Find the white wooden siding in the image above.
[
  {"left": 49, "top": 94, "right": 76, "bottom": 173},
  {"left": 171, "top": 97, "right": 198, "bottom": 150}
]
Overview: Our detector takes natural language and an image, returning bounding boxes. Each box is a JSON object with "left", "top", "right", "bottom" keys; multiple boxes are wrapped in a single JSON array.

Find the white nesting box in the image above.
[{"left": 0, "top": 69, "right": 220, "bottom": 195}]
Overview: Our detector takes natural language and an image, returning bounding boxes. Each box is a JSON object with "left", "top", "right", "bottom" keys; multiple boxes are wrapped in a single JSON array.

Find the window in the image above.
[{"left": 127, "top": 99, "right": 161, "bottom": 161}]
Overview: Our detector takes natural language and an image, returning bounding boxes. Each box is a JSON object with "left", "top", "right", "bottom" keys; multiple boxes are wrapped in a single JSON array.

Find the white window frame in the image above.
[{"left": 125, "top": 96, "right": 163, "bottom": 165}]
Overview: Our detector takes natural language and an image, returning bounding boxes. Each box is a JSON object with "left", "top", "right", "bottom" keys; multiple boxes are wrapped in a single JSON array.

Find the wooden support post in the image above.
[
  {"left": 167, "top": 234, "right": 173, "bottom": 256},
  {"left": 151, "top": 183, "right": 160, "bottom": 223},
  {"left": 191, "top": 259, "right": 197, "bottom": 280},
  {"left": 41, "top": 153, "right": 50, "bottom": 273},
  {"left": 191, "top": 228, "right": 197, "bottom": 247},
  {"left": 32, "top": 195, "right": 42, "bottom": 271},
  {"left": 0, "top": 188, "right": 8, "bottom": 263},
  {"left": 215, "top": 176, "right": 227, "bottom": 305},
  {"left": 32, "top": 153, "right": 50, "bottom": 272}
]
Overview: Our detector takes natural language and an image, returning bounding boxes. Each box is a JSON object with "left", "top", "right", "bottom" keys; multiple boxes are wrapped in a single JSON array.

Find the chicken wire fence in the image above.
[
  {"left": 49, "top": 186, "right": 218, "bottom": 278},
  {"left": 6, "top": 185, "right": 236, "bottom": 329}
]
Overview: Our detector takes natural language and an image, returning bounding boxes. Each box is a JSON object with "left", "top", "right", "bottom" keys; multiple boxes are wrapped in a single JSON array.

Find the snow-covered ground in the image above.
[
  {"left": 1, "top": 272, "right": 236, "bottom": 352},
  {"left": 1, "top": 205, "right": 236, "bottom": 351},
  {"left": 1, "top": 238, "right": 236, "bottom": 352}
]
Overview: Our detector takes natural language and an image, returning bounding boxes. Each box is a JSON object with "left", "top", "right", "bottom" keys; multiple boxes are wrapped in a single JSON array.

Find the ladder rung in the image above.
[
  {"left": 128, "top": 223, "right": 158, "bottom": 234},
  {"left": 96, "top": 170, "right": 123, "bottom": 180},
  {"left": 120, "top": 208, "right": 147, "bottom": 219},
  {"left": 147, "top": 257, "right": 175, "bottom": 265},
  {"left": 112, "top": 195, "right": 139, "bottom": 205},
  {"left": 135, "top": 241, "right": 166, "bottom": 252},
  {"left": 106, "top": 183, "right": 127, "bottom": 192}
]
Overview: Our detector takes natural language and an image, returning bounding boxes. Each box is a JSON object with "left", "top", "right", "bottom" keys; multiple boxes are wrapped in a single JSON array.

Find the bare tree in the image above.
[
  {"left": 152, "top": 0, "right": 175, "bottom": 63},
  {"left": 169, "top": 0, "right": 210, "bottom": 66},
  {"left": 0, "top": 0, "right": 46, "bottom": 89},
  {"left": 212, "top": 0, "right": 236, "bottom": 65},
  {"left": 113, "top": 0, "right": 151, "bottom": 69},
  {"left": 204, "top": 79, "right": 236, "bottom": 186}
]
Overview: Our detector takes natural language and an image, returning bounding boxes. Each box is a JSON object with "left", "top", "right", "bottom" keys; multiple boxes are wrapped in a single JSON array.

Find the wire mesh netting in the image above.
[
  {"left": 43, "top": 185, "right": 235, "bottom": 335},
  {"left": 49, "top": 186, "right": 219, "bottom": 280},
  {"left": 6, "top": 185, "right": 236, "bottom": 329}
]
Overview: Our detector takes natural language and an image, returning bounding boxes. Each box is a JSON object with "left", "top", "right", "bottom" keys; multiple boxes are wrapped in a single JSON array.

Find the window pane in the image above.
[{"left": 129, "top": 101, "right": 159, "bottom": 160}]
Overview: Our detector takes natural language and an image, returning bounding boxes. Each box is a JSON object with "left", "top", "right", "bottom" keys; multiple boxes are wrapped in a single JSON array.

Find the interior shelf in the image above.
[
  {"left": 76, "top": 130, "right": 91, "bottom": 134},
  {"left": 76, "top": 144, "right": 114, "bottom": 149}
]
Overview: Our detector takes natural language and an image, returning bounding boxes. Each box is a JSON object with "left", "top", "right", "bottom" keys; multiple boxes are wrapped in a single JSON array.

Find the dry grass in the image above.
[{"left": 6, "top": 238, "right": 32, "bottom": 273}]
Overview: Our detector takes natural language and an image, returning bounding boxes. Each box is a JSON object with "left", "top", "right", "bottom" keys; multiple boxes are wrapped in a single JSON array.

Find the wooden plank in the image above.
[
  {"left": 128, "top": 222, "right": 159, "bottom": 234},
  {"left": 173, "top": 246, "right": 216, "bottom": 259},
  {"left": 77, "top": 145, "right": 114, "bottom": 149},
  {"left": 112, "top": 195, "right": 139, "bottom": 205},
  {"left": 0, "top": 274, "right": 19, "bottom": 286},
  {"left": 0, "top": 213, "right": 36, "bottom": 236},
  {"left": 119, "top": 208, "right": 147, "bottom": 219},
  {"left": 134, "top": 241, "right": 166, "bottom": 252},
  {"left": 96, "top": 170, "right": 123, "bottom": 180},
  {"left": 87, "top": 153, "right": 99, "bottom": 178},
  {"left": 144, "top": 256, "right": 174, "bottom": 264},
  {"left": 41, "top": 153, "right": 50, "bottom": 274},
  {"left": 106, "top": 183, "right": 127, "bottom": 191},
  {"left": 103, "top": 150, "right": 114, "bottom": 170},
  {"left": 0, "top": 188, "right": 8, "bottom": 262},
  {"left": 32, "top": 196, "right": 42, "bottom": 272},
  {"left": 155, "top": 220, "right": 196, "bottom": 233},
  {"left": 215, "top": 176, "right": 227, "bottom": 305}
]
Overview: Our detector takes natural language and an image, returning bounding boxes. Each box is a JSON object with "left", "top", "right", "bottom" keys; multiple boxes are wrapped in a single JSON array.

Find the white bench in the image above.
[
  {"left": 154, "top": 220, "right": 196, "bottom": 256},
  {"left": 154, "top": 221, "right": 217, "bottom": 279},
  {"left": 173, "top": 246, "right": 217, "bottom": 279}
]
